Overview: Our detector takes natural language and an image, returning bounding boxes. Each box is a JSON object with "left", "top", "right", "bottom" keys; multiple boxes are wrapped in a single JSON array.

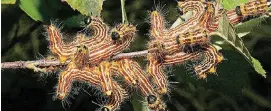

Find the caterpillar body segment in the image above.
[
  {"left": 85, "top": 17, "right": 109, "bottom": 43},
  {"left": 150, "top": 11, "right": 166, "bottom": 39},
  {"left": 46, "top": 24, "right": 76, "bottom": 63},
  {"left": 102, "top": 81, "right": 128, "bottom": 111},
  {"left": 56, "top": 64, "right": 100, "bottom": 100},
  {"left": 163, "top": 52, "right": 201, "bottom": 65},
  {"left": 167, "top": 1, "right": 206, "bottom": 37},
  {"left": 147, "top": 55, "right": 169, "bottom": 95},
  {"left": 96, "top": 61, "right": 114, "bottom": 96},
  {"left": 193, "top": 44, "right": 223, "bottom": 79},
  {"left": 110, "top": 60, "right": 138, "bottom": 86},
  {"left": 237, "top": 0, "right": 270, "bottom": 17},
  {"left": 176, "top": 28, "right": 209, "bottom": 48},
  {"left": 73, "top": 44, "right": 90, "bottom": 69},
  {"left": 87, "top": 23, "right": 136, "bottom": 65}
]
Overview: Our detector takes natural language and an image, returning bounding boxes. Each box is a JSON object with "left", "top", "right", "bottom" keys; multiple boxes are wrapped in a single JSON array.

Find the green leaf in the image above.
[
  {"left": 236, "top": 16, "right": 269, "bottom": 38},
  {"left": 18, "top": 0, "right": 60, "bottom": 22},
  {"left": 2, "top": 0, "right": 16, "bottom": 4},
  {"left": 251, "top": 57, "right": 266, "bottom": 77},
  {"left": 222, "top": 0, "right": 248, "bottom": 9},
  {"left": 210, "top": 13, "right": 266, "bottom": 77},
  {"left": 65, "top": 0, "right": 104, "bottom": 17},
  {"left": 64, "top": 14, "right": 85, "bottom": 28}
]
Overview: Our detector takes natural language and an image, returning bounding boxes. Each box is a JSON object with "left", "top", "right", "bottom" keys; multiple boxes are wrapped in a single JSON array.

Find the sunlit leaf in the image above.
[
  {"left": 222, "top": 0, "right": 248, "bottom": 9},
  {"left": 211, "top": 13, "right": 266, "bottom": 77},
  {"left": 65, "top": 0, "right": 104, "bottom": 16},
  {"left": 1, "top": 0, "right": 16, "bottom": 4}
]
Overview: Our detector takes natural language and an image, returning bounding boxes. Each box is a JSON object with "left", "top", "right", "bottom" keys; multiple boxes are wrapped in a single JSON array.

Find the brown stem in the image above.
[{"left": 1, "top": 50, "right": 149, "bottom": 69}]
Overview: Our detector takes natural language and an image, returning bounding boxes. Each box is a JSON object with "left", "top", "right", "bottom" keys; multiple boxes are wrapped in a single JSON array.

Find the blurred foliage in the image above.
[{"left": 1, "top": 0, "right": 271, "bottom": 111}]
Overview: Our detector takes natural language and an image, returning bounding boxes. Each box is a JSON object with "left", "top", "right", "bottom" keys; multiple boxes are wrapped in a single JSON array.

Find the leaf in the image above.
[
  {"left": 235, "top": 16, "right": 269, "bottom": 38},
  {"left": 251, "top": 57, "right": 266, "bottom": 77},
  {"left": 65, "top": 0, "right": 104, "bottom": 17},
  {"left": 64, "top": 14, "right": 85, "bottom": 28},
  {"left": 1, "top": 0, "right": 16, "bottom": 4},
  {"left": 210, "top": 13, "right": 266, "bottom": 77},
  {"left": 18, "top": 0, "right": 61, "bottom": 22},
  {"left": 222, "top": 0, "right": 248, "bottom": 9}
]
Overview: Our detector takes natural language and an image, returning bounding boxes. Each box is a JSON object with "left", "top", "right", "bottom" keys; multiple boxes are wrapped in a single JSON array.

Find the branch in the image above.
[{"left": 1, "top": 50, "right": 149, "bottom": 69}]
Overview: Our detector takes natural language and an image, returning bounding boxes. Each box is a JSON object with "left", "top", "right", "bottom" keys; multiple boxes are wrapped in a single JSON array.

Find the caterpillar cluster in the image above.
[
  {"left": 146, "top": 0, "right": 270, "bottom": 96},
  {"left": 28, "top": 0, "right": 270, "bottom": 111}
]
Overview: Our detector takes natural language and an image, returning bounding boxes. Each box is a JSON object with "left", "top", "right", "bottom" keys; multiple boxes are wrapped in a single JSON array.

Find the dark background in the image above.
[{"left": 2, "top": 0, "right": 271, "bottom": 111}]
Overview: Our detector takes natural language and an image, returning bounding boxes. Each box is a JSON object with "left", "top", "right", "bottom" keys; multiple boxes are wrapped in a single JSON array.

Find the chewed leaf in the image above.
[
  {"left": 2, "top": 0, "right": 16, "bottom": 4},
  {"left": 65, "top": 0, "right": 104, "bottom": 16},
  {"left": 211, "top": 13, "right": 266, "bottom": 77}
]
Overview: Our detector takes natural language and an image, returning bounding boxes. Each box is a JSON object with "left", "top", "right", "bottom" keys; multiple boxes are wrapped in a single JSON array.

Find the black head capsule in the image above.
[
  {"left": 177, "top": 7, "right": 184, "bottom": 15},
  {"left": 101, "top": 107, "right": 110, "bottom": 111},
  {"left": 84, "top": 17, "right": 92, "bottom": 24},
  {"left": 235, "top": 6, "right": 243, "bottom": 16},
  {"left": 147, "top": 95, "right": 157, "bottom": 104},
  {"left": 267, "top": 0, "right": 271, "bottom": 7},
  {"left": 111, "top": 32, "right": 120, "bottom": 41}
]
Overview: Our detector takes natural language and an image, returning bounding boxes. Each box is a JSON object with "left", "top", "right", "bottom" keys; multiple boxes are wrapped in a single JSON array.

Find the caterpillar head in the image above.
[{"left": 110, "top": 24, "right": 136, "bottom": 43}]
